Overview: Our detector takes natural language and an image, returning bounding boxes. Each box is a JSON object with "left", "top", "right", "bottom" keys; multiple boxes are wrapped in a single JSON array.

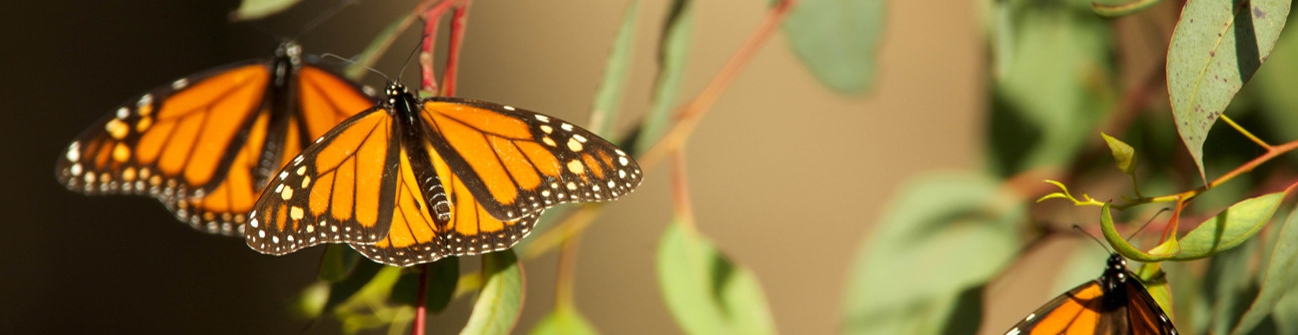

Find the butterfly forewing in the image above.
[
  {"left": 58, "top": 61, "right": 271, "bottom": 200},
  {"left": 166, "top": 64, "right": 374, "bottom": 234},
  {"left": 419, "top": 98, "right": 643, "bottom": 221},
  {"left": 1004, "top": 254, "right": 1178, "bottom": 335}
]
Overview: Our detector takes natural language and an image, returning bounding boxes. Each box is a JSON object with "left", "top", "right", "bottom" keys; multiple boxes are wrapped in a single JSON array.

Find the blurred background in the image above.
[{"left": 1, "top": 0, "right": 984, "bottom": 334}]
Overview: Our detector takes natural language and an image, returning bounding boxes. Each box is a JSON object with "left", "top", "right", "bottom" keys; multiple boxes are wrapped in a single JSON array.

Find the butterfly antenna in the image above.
[
  {"left": 396, "top": 34, "right": 428, "bottom": 84},
  {"left": 322, "top": 53, "right": 391, "bottom": 82},
  {"left": 1073, "top": 224, "right": 1113, "bottom": 254},
  {"left": 294, "top": 0, "right": 361, "bottom": 40},
  {"left": 1128, "top": 208, "right": 1171, "bottom": 241}
]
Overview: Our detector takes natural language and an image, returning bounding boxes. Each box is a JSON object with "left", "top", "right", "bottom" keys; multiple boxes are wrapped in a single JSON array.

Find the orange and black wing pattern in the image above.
[
  {"left": 1004, "top": 254, "right": 1178, "bottom": 335},
  {"left": 56, "top": 42, "right": 373, "bottom": 235},
  {"left": 246, "top": 83, "right": 640, "bottom": 266},
  {"left": 419, "top": 97, "right": 642, "bottom": 220}
]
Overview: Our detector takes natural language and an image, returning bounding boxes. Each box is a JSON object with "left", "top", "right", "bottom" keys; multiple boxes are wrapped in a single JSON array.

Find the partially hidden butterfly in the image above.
[
  {"left": 56, "top": 41, "right": 376, "bottom": 235},
  {"left": 1004, "top": 253, "right": 1178, "bottom": 335},
  {"left": 244, "top": 82, "right": 643, "bottom": 266}
]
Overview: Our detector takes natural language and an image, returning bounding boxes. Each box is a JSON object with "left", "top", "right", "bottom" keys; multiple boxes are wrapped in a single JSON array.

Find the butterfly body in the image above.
[
  {"left": 1004, "top": 253, "right": 1178, "bottom": 335},
  {"left": 246, "top": 83, "right": 642, "bottom": 266},
  {"left": 56, "top": 41, "right": 375, "bottom": 235}
]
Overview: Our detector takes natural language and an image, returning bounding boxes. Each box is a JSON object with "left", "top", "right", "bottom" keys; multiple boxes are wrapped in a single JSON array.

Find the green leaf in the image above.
[
  {"left": 1166, "top": 0, "right": 1291, "bottom": 183},
  {"left": 1090, "top": 0, "right": 1164, "bottom": 18},
  {"left": 1203, "top": 239, "right": 1259, "bottom": 335},
  {"left": 1101, "top": 203, "right": 1180, "bottom": 261},
  {"left": 290, "top": 280, "right": 331, "bottom": 318},
  {"left": 530, "top": 306, "right": 599, "bottom": 335},
  {"left": 460, "top": 251, "right": 524, "bottom": 335},
  {"left": 1255, "top": 9, "right": 1298, "bottom": 150},
  {"left": 1231, "top": 205, "right": 1298, "bottom": 335},
  {"left": 843, "top": 172, "right": 1024, "bottom": 335},
  {"left": 1168, "top": 191, "right": 1287, "bottom": 260},
  {"left": 229, "top": 0, "right": 303, "bottom": 21},
  {"left": 1273, "top": 284, "right": 1298, "bottom": 334},
  {"left": 1101, "top": 132, "right": 1138, "bottom": 175},
  {"left": 587, "top": 0, "right": 639, "bottom": 137},
  {"left": 389, "top": 257, "right": 460, "bottom": 314},
  {"left": 635, "top": 0, "right": 693, "bottom": 155},
  {"left": 657, "top": 221, "right": 777, "bottom": 335},
  {"left": 988, "top": 6, "right": 1114, "bottom": 175},
  {"left": 319, "top": 244, "right": 362, "bottom": 282},
  {"left": 346, "top": 14, "right": 414, "bottom": 81},
  {"left": 781, "top": 0, "right": 884, "bottom": 94}
]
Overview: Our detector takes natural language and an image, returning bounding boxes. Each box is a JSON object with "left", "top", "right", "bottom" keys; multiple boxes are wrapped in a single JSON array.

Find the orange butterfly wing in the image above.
[
  {"left": 246, "top": 84, "right": 640, "bottom": 266},
  {"left": 419, "top": 98, "right": 642, "bottom": 221},
  {"left": 168, "top": 65, "right": 374, "bottom": 234},
  {"left": 1003, "top": 254, "right": 1178, "bottom": 335},
  {"left": 56, "top": 42, "right": 375, "bottom": 235}
]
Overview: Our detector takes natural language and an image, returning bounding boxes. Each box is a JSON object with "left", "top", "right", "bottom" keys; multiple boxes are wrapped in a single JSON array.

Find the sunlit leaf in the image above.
[
  {"left": 781, "top": 0, "right": 884, "bottom": 93},
  {"left": 530, "top": 306, "right": 599, "bottom": 335},
  {"left": 1166, "top": 0, "right": 1290, "bottom": 182},
  {"left": 460, "top": 251, "right": 524, "bottom": 335},
  {"left": 1101, "top": 203, "right": 1180, "bottom": 261},
  {"left": 1231, "top": 205, "right": 1298, "bottom": 335},
  {"left": 229, "top": 0, "right": 304, "bottom": 21},
  {"left": 657, "top": 221, "right": 777, "bottom": 335},
  {"left": 1101, "top": 132, "right": 1138, "bottom": 175},
  {"left": 1169, "top": 191, "right": 1287, "bottom": 260},
  {"left": 843, "top": 172, "right": 1024, "bottom": 335},
  {"left": 1091, "top": 0, "right": 1164, "bottom": 18}
]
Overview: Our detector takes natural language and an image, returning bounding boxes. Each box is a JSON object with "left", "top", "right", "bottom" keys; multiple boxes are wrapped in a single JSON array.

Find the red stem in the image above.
[
  {"left": 419, "top": 0, "right": 459, "bottom": 93},
  {"left": 440, "top": 2, "right": 470, "bottom": 97},
  {"left": 411, "top": 265, "right": 429, "bottom": 335}
]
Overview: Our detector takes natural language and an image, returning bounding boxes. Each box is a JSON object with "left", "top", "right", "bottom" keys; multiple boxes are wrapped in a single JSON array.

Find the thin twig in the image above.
[
  {"left": 440, "top": 2, "right": 470, "bottom": 97},
  {"left": 637, "top": 0, "right": 797, "bottom": 170},
  {"left": 411, "top": 266, "right": 428, "bottom": 335},
  {"left": 419, "top": 0, "right": 460, "bottom": 93}
]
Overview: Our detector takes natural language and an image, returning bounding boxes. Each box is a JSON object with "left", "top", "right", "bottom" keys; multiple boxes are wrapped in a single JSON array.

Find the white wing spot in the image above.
[
  {"left": 300, "top": 176, "right": 311, "bottom": 188},
  {"left": 619, "top": 157, "right": 629, "bottom": 166},
  {"left": 280, "top": 187, "right": 295, "bottom": 200},
  {"left": 66, "top": 142, "right": 80, "bottom": 161},
  {"left": 560, "top": 123, "right": 573, "bottom": 131},
  {"left": 290, "top": 206, "right": 304, "bottom": 220},
  {"left": 566, "top": 182, "right": 577, "bottom": 190},
  {"left": 249, "top": 218, "right": 259, "bottom": 228},
  {"left": 534, "top": 114, "right": 550, "bottom": 122},
  {"left": 295, "top": 166, "right": 307, "bottom": 175},
  {"left": 279, "top": 171, "right": 289, "bottom": 180},
  {"left": 70, "top": 163, "right": 82, "bottom": 176},
  {"left": 540, "top": 125, "right": 553, "bottom": 134},
  {"left": 572, "top": 134, "right": 587, "bottom": 143},
  {"left": 504, "top": 105, "right": 517, "bottom": 111},
  {"left": 115, "top": 107, "right": 129, "bottom": 119},
  {"left": 567, "top": 160, "right": 584, "bottom": 174},
  {"left": 567, "top": 138, "right": 583, "bottom": 152},
  {"left": 171, "top": 78, "right": 189, "bottom": 89}
]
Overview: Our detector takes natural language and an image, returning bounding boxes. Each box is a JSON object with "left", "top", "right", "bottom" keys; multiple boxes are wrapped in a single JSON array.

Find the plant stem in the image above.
[
  {"left": 554, "top": 228, "right": 581, "bottom": 310},
  {"left": 419, "top": 0, "right": 460, "bottom": 93},
  {"left": 1120, "top": 139, "right": 1298, "bottom": 208},
  {"left": 440, "top": 2, "right": 470, "bottom": 97},
  {"left": 671, "top": 150, "right": 697, "bottom": 232},
  {"left": 1220, "top": 114, "right": 1272, "bottom": 150},
  {"left": 637, "top": 0, "right": 797, "bottom": 171},
  {"left": 411, "top": 265, "right": 428, "bottom": 335}
]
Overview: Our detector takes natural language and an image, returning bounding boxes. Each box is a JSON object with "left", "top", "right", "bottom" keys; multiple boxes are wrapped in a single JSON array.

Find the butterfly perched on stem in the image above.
[
  {"left": 55, "top": 41, "right": 375, "bottom": 235},
  {"left": 244, "top": 82, "right": 643, "bottom": 266},
  {"left": 1004, "top": 253, "right": 1178, "bottom": 335}
]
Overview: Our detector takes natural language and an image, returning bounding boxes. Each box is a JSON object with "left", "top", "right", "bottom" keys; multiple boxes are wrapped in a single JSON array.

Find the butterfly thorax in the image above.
[
  {"left": 1098, "top": 253, "right": 1135, "bottom": 310},
  {"left": 387, "top": 83, "right": 454, "bottom": 225}
]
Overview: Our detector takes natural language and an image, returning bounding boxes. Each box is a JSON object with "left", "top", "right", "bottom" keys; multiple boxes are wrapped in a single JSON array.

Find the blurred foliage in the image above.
[{"left": 844, "top": 0, "right": 1298, "bottom": 334}]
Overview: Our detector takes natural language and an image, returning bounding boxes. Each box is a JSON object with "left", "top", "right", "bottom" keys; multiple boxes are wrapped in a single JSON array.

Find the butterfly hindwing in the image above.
[
  {"left": 1004, "top": 254, "right": 1178, "bottom": 335},
  {"left": 246, "top": 107, "right": 401, "bottom": 254},
  {"left": 419, "top": 98, "right": 642, "bottom": 221}
]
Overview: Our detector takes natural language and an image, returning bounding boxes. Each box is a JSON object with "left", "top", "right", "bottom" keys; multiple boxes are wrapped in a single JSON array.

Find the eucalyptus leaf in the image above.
[
  {"left": 781, "top": 0, "right": 884, "bottom": 94},
  {"left": 1166, "top": 0, "right": 1290, "bottom": 182},
  {"left": 657, "top": 221, "right": 777, "bottom": 335},
  {"left": 230, "top": 0, "right": 304, "bottom": 21},
  {"left": 460, "top": 251, "right": 524, "bottom": 335},
  {"left": 636, "top": 0, "right": 692, "bottom": 154},
  {"left": 1231, "top": 205, "right": 1298, "bottom": 335},
  {"left": 842, "top": 172, "right": 1024, "bottom": 335},
  {"left": 530, "top": 306, "right": 599, "bottom": 335}
]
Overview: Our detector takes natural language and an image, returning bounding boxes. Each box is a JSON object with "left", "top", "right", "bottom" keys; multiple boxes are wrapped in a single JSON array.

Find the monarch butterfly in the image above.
[
  {"left": 244, "top": 82, "right": 643, "bottom": 266},
  {"left": 1004, "top": 253, "right": 1178, "bottom": 335},
  {"left": 55, "top": 41, "right": 376, "bottom": 235}
]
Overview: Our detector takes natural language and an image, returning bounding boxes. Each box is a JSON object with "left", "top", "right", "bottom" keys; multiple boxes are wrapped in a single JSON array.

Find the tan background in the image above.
[{"left": 1, "top": 0, "right": 989, "bottom": 333}]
